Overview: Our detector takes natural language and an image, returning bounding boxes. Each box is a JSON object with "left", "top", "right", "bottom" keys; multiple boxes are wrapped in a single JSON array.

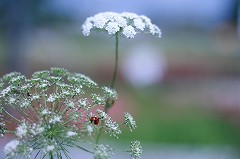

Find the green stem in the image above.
[
  {"left": 96, "top": 32, "right": 119, "bottom": 144},
  {"left": 49, "top": 152, "right": 53, "bottom": 159},
  {"left": 95, "top": 125, "right": 102, "bottom": 144},
  {"left": 3, "top": 108, "right": 21, "bottom": 123},
  {"left": 110, "top": 32, "right": 119, "bottom": 89},
  {"left": 104, "top": 32, "right": 119, "bottom": 113}
]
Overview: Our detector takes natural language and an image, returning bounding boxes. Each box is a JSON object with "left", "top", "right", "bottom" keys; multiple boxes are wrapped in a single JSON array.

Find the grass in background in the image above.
[{"left": 119, "top": 85, "right": 240, "bottom": 147}]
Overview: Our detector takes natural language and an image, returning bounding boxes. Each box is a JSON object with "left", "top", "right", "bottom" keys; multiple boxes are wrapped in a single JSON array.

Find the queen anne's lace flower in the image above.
[
  {"left": 82, "top": 12, "right": 161, "bottom": 38},
  {"left": 1, "top": 68, "right": 136, "bottom": 159}
]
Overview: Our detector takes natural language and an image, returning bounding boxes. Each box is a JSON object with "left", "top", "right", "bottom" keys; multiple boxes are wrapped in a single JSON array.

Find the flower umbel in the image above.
[
  {"left": 82, "top": 12, "right": 161, "bottom": 38},
  {"left": 0, "top": 68, "right": 138, "bottom": 159}
]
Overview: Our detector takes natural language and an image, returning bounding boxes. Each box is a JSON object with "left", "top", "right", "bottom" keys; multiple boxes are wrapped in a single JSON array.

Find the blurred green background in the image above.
[{"left": 0, "top": 0, "right": 240, "bottom": 158}]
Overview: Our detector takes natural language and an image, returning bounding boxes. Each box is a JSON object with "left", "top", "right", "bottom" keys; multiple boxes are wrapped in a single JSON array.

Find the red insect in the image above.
[{"left": 90, "top": 116, "right": 99, "bottom": 125}]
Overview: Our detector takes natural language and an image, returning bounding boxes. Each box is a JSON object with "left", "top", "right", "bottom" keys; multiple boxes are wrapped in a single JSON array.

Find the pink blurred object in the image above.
[{"left": 121, "top": 44, "right": 166, "bottom": 88}]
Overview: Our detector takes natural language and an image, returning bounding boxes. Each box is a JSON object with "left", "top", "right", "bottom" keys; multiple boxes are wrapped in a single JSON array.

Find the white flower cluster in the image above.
[
  {"left": 4, "top": 139, "right": 33, "bottom": 159},
  {"left": 0, "top": 67, "right": 141, "bottom": 159},
  {"left": 130, "top": 141, "right": 142, "bottom": 159},
  {"left": 96, "top": 109, "right": 108, "bottom": 119},
  {"left": 1, "top": 86, "right": 11, "bottom": 97},
  {"left": 4, "top": 140, "right": 20, "bottom": 158},
  {"left": 91, "top": 93, "right": 106, "bottom": 105},
  {"left": 94, "top": 144, "right": 113, "bottom": 159},
  {"left": 82, "top": 12, "right": 161, "bottom": 38},
  {"left": 105, "top": 117, "right": 121, "bottom": 138},
  {"left": 16, "top": 121, "right": 44, "bottom": 139},
  {"left": 102, "top": 86, "right": 118, "bottom": 100},
  {"left": 49, "top": 115, "right": 62, "bottom": 124},
  {"left": 46, "top": 145, "right": 55, "bottom": 152},
  {"left": 78, "top": 98, "right": 90, "bottom": 110},
  {"left": 96, "top": 109, "right": 121, "bottom": 137},
  {"left": 16, "top": 122, "right": 28, "bottom": 138},
  {"left": 124, "top": 112, "right": 137, "bottom": 131},
  {"left": 84, "top": 124, "right": 94, "bottom": 136},
  {"left": 47, "top": 93, "right": 60, "bottom": 102},
  {"left": 67, "top": 131, "right": 77, "bottom": 137}
]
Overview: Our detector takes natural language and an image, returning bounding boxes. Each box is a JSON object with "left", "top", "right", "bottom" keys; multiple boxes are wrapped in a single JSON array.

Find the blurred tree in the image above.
[
  {"left": 0, "top": 0, "right": 72, "bottom": 73},
  {"left": 228, "top": 0, "right": 239, "bottom": 28}
]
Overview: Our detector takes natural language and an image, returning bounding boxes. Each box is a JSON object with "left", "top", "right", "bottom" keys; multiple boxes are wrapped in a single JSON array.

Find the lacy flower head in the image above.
[
  {"left": 82, "top": 12, "right": 162, "bottom": 38},
  {"left": 0, "top": 68, "right": 140, "bottom": 159}
]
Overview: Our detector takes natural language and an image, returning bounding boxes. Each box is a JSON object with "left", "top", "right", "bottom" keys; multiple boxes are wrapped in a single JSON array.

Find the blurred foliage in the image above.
[
  {"left": 0, "top": 0, "right": 72, "bottom": 30},
  {"left": 119, "top": 85, "right": 240, "bottom": 147}
]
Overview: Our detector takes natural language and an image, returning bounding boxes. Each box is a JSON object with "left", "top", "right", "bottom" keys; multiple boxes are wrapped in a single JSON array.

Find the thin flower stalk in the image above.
[
  {"left": 82, "top": 12, "right": 161, "bottom": 150},
  {"left": 110, "top": 31, "right": 119, "bottom": 89}
]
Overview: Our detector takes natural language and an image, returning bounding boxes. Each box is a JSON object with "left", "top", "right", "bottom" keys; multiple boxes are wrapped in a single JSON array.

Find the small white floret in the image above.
[
  {"left": 4, "top": 139, "right": 20, "bottom": 156},
  {"left": 16, "top": 122, "right": 28, "bottom": 138},
  {"left": 123, "top": 26, "right": 136, "bottom": 39},
  {"left": 49, "top": 115, "right": 62, "bottom": 124},
  {"left": 87, "top": 125, "right": 94, "bottom": 135},
  {"left": 67, "top": 131, "right": 77, "bottom": 137},
  {"left": 93, "top": 14, "right": 108, "bottom": 29},
  {"left": 46, "top": 145, "right": 55, "bottom": 152},
  {"left": 106, "top": 22, "right": 120, "bottom": 35},
  {"left": 134, "top": 18, "right": 145, "bottom": 31}
]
